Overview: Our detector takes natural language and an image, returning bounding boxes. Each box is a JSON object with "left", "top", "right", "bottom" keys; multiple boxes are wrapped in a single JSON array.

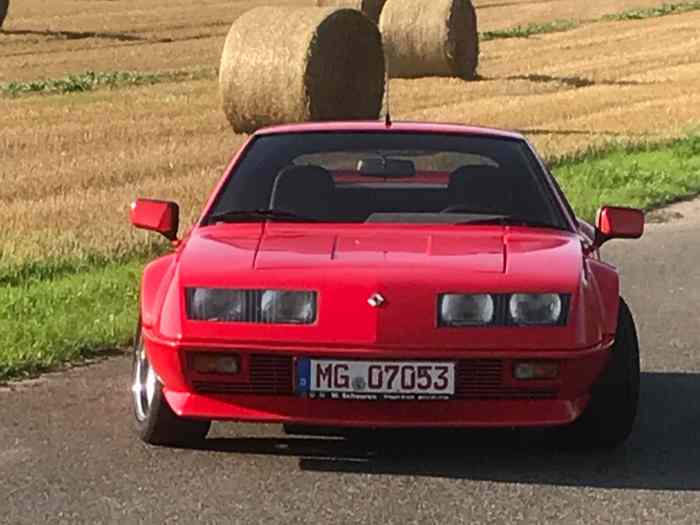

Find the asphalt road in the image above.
[{"left": 2, "top": 200, "right": 699, "bottom": 525}]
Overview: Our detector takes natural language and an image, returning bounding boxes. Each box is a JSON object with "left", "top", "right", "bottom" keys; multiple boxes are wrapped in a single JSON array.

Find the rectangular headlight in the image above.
[
  {"left": 439, "top": 294, "right": 495, "bottom": 326},
  {"left": 508, "top": 294, "right": 569, "bottom": 326},
  {"left": 260, "top": 290, "right": 316, "bottom": 324},
  {"left": 186, "top": 288, "right": 317, "bottom": 324},
  {"left": 438, "top": 293, "right": 570, "bottom": 327}
]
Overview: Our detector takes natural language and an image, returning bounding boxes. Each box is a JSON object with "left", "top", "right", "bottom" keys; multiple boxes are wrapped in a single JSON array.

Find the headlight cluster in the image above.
[
  {"left": 439, "top": 293, "right": 569, "bottom": 327},
  {"left": 440, "top": 294, "right": 494, "bottom": 326},
  {"left": 186, "top": 288, "right": 316, "bottom": 324},
  {"left": 509, "top": 293, "right": 564, "bottom": 326}
]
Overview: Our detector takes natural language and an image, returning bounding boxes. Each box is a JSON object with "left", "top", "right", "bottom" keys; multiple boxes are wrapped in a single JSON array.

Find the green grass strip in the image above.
[
  {"left": 481, "top": 20, "right": 579, "bottom": 41},
  {"left": 553, "top": 135, "right": 700, "bottom": 221},
  {"left": 0, "top": 67, "right": 216, "bottom": 97},
  {"left": 602, "top": 1, "right": 700, "bottom": 21},
  {"left": 0, "top": 241, "right": 166, "bottom": 287},
  {"left": 0, "top": 260, "right": 143, "bottom": 380}
]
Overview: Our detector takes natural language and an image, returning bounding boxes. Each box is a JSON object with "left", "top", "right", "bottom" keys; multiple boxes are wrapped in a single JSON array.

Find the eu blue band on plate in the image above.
[{"left": 296, "top": 357, "right": 310, "bottom": 394}]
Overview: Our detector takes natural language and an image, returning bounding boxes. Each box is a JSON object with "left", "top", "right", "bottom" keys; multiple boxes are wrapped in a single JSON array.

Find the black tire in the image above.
[
  {"left": 560, "top": 297, "right": 640, "bottom": 449},
  {"left": 132, "top": 323, "right": 211, "bottom": 447}
]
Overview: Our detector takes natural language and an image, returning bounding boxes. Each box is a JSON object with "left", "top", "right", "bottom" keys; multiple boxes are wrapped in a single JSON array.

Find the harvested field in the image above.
[
  {"left": 393, "top": 10, "right": 700, "bottom": 155},
  {"left": 1, "top": 0, "right": 700, "bottom": 273},
  {"left": 0, "top": 0, "right": 691, "bottom": 82},
  {"left": 0, "top": 78, "right": 239, "bottom": 269},
  {"left": 0, "top": 0, "right": 308, "bottom": 82},
  {"left": 315, "top": 0, "right": 387, "bottom": 23}
]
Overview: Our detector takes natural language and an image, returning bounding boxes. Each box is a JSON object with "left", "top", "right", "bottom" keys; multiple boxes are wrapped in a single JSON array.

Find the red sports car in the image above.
[{"left": 130, "top": 121, "right": 644, "bottom": 449}]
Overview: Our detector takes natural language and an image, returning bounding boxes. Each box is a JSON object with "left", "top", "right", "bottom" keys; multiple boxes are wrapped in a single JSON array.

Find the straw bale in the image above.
[
  {"left": 379, "top": 0, "right": 479, "bottom": 79},
  {"left": 219, "top": 7, "right": 385, "bottom": 134}
]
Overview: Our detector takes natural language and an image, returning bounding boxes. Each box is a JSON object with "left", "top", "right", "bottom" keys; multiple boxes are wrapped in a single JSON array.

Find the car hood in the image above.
[{"left": 176, "top": 223, "right": 596, "bottom": 349}]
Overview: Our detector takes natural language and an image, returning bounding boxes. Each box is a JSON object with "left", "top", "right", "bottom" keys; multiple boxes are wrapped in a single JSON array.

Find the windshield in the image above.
[{"left": 205, "top": 132, "right": 567, "bottom": 228}]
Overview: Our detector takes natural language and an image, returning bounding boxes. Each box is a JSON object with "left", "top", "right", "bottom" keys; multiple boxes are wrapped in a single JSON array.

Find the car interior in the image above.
[{"left": 267, "top": 162, "right": 541, "bottom": 223}]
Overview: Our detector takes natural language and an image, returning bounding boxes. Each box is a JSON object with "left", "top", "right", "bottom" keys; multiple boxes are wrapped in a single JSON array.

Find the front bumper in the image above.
[
  {"left": 164, "top": 391, "right": 590, "bottom": 428},
  {"left": 145, "top": 332, "right": 612, "bottom": 428}
]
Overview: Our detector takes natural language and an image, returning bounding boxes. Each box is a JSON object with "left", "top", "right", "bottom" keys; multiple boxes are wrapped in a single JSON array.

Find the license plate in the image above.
[{"left": 296, "top": 359, "right": 455, "bottom": 400}]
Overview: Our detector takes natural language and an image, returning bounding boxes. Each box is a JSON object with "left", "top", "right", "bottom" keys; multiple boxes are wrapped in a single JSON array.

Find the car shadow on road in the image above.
[{"left": 197, "top": 372, "right": 700, "bottom": 491}]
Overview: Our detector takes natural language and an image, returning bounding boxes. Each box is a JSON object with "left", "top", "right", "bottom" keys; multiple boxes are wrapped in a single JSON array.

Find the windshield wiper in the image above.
[
  {"left": 207, "top": 209, "right": 317, "bottom": 224},
  {"left": 455, "top": 214, "right": 562, "bottom": 230}
]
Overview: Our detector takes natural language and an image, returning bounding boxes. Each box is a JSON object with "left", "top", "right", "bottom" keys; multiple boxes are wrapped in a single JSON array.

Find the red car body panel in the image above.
[{"left": 136, "top": 122, "right": 632, "bottom": 429}]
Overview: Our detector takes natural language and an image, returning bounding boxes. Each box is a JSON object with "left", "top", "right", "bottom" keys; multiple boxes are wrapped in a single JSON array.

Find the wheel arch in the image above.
[
  {"left": 140, "top": 254, "right": 177, "bottom": 330},
  {"left": 587, "top": 259, "right": 621, "bottom": 336}
]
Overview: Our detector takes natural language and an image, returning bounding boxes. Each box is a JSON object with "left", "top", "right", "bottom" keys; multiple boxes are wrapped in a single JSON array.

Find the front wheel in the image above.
[
  {"left": 132, "top": 324, "right": 211, "bottom": 447},
  {"left": 560, "top": 297, "right": 640, "bottom": 449}
]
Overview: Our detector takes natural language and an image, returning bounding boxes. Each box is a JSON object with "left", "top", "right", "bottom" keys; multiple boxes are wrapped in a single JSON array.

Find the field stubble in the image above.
[
  {"left": 0, "top": 0, "right": 690, "bottom": 82},
  {"left": 1, "top": 1, "right": 700, "bottom": 273}
]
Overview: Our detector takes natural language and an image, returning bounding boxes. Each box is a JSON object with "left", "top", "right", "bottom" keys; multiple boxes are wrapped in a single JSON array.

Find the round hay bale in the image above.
[
  {"left": 219, "top": 7, "right": 385, "bottom": 134},
  {"left": 315, "top": 0, "right": 387, "bottom": 24},
  {"left": 379, "top": 0, "right": 479, "bottom": 80},
  {"left": 0, "top": 0, "right": 9, "bottom": 29}
]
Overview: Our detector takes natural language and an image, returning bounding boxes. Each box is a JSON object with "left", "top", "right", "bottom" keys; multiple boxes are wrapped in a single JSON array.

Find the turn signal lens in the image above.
[
  {"left": 513, "top": 361, "right": 559, "bottom": 380},
  {"left": 191, "top": 353, "right": 240, "bottom": 374}
]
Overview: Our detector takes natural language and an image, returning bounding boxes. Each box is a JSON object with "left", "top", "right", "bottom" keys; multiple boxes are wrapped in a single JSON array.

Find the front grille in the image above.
[
  {"left": 192, "top": 354, "right": 294, "bottom": 395},
  {"left": 191, "top": 356, "right": 557, "bottom": 400}
]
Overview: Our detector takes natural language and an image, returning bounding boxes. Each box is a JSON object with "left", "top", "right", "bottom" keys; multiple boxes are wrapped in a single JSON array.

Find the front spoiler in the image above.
[{"left": 163, "top": 389, "right": 590, "bottom": 428}]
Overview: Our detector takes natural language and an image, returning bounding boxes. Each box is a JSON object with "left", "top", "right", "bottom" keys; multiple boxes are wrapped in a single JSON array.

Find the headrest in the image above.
[
  {"left": 270, "top": 165, "right": 335, "bottom": 218},
  {"left": 447, "top": 165, "right": 513, "bottom": 213}
]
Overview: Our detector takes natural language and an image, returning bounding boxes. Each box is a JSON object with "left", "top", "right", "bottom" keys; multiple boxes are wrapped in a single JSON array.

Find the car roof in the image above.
[{"left": 253, "top": 121, "right": 525, "bottom": 141}]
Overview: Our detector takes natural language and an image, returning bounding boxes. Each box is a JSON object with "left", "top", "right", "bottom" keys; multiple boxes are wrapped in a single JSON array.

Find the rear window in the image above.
[{"left": 207, "top": 132, "right": 567, "bottom": 227}]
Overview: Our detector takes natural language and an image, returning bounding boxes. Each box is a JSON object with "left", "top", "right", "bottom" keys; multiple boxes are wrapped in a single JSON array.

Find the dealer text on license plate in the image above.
[{"left": 296, "top": 359, "right": 455, "bottom": 400}]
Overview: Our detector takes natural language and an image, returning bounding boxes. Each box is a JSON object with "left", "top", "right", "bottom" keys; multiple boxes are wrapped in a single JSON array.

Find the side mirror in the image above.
[
  {"left": 130, "top": 198, "right": 179, "bottom": 241},
  {"left": 594, "top": 206, "right": 644, "bottom": 247}
]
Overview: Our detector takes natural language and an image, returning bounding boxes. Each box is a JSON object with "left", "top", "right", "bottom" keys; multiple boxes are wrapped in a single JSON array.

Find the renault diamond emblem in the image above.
[{"left": 368, "top": 293, "right": 386, "bottom": 308}]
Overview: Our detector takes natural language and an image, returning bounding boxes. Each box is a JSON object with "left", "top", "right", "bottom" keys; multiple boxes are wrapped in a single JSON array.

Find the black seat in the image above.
[
  {"left": 269, "top": 165, "right": 335, "bottom": 219},
  {"left": 447, "top": 165, "right": 514, "bottom": 214}
]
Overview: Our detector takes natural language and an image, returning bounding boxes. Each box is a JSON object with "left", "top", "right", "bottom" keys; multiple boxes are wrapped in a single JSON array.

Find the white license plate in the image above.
[{"left": 296, "top": 359, "right": 455, "bottom": 400}]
